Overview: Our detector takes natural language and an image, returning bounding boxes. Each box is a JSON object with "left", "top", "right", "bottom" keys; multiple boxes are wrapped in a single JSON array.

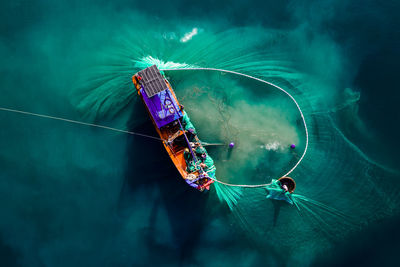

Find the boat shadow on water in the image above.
[{"left": 118, "top": 102, "right": 208, "bottom": 265}]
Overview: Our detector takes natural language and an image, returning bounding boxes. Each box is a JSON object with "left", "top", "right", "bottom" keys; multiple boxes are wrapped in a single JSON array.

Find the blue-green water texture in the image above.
[{"left": 1, "top": 1, "right": 400, "bottom": 266}]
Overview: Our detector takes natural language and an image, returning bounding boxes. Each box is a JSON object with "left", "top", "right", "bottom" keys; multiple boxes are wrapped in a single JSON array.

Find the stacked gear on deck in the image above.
[
  {"left": 182, "top": 113, "right": 217, "bottom": 187},
  {"left": 183, "top": 149, "right": 215, "bottom": 176},
  {"left": 184, "top": 149, "right": 198, "bottom": 173},
  {"left": 195, "top": 145, "right": 216, "bottom": 178},
  {"left": 182, "top": 113, "right": 196, "bottom": 134}
]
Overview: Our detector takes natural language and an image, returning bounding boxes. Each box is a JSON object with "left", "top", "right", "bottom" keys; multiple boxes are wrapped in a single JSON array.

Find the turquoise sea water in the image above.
[{"left": 1, "top": 1, "right": 400, "bottom": 266}]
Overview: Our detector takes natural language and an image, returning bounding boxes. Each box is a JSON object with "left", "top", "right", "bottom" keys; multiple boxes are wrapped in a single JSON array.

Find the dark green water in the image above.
[{"left": 1, "top": 1, "right": 400, "bottom": 266}]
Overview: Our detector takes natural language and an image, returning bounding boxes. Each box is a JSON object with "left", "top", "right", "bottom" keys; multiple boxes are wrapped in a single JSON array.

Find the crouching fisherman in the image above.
[
  {"left": 194, "top": 145, "right": 216, "bottom": 178},
  {"left": 265, "top": 177, "right": 296, "bottom": 205},
  {"left": 183, "top": 147, "right": 215, "bottom": 190}
]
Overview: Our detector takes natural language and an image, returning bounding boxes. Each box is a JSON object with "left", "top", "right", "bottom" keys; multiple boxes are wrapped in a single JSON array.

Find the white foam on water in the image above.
[
  {"left": 134, "top": 55, "right": 198, "bottom": 69},
  {"left": 260, "top": 141, "right": 282, "bottom": 151},
  {"left": 180, "top": 27, "right": 199, "bottom": 43}
]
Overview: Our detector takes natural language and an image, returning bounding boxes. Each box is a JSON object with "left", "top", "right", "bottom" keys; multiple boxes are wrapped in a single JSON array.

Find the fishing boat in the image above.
[{"left": 132, "top": 65, "right": 215, "bottom": 191}]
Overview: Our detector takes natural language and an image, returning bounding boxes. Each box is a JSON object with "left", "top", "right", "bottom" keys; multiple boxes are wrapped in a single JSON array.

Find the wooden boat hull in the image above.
[{"left": 132, "top": 66, "right": 214, "bottom": 191}]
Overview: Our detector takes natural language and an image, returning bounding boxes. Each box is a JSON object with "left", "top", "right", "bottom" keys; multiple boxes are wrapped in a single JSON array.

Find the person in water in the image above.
[{"left": 282, "top": 184, "right": 289, "bottom": 192}]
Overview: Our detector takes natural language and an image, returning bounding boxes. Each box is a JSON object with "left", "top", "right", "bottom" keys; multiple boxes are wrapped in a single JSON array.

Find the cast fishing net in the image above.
[
  {"left": 43, "top": 20, "right": 393, "bottom": 213},
  {"left": 68, "top": 22, "right": 400, "bottom": 220},
  {"left": 3, "top": 22, "right": 397, "bottom": 265},
  {"left": 164, "top": 68, "right": 308, "bottom": 208}
]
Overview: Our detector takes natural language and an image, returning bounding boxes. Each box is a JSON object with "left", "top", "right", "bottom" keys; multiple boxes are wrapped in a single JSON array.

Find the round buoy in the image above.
[
  {"left": 278, "top": 177, "right": 296, "bottom": 193},
  {"left": 229, "top": 142, "right": 235, "bottom": 148},
  {"left": 290, "top": 144, "right": 296, "bottom": 149}
]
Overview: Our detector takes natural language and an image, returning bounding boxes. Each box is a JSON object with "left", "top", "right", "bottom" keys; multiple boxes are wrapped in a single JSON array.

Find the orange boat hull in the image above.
[{"left": 133, "top": 74, "right": 213, "bottom": 191}]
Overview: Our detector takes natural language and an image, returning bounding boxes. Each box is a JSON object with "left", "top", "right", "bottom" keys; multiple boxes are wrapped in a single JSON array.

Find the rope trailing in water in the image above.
[
  {"left": 200, "top": 142, "right": 225, "bottom": 146},
  {"left": 0, "top": 107, "right": 164, "bottom": 141},
  {"left": 161, "top": 67, "right": 309, "bottom": 188}
]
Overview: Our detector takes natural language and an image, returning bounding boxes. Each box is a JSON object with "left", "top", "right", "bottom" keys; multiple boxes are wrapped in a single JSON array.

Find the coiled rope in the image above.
[{"left": 162, "top": 67, "right": 309, "bottom": 188}]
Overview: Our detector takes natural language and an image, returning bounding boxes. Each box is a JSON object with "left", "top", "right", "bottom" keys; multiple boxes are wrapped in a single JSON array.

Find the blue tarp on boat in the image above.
[{"left": 141, "top": 87, "right": 182, "bottom": 128}]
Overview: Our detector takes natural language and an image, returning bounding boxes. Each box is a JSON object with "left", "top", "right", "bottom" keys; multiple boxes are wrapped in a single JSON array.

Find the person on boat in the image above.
[
  {"left": 183, "top": 147, "right": 191, "bottom": 160},
  {"left": 195, "top": 146, "right": 208, "bottom": 161},
  {"left": 186, "top": 128, "right": 196, "bottom": 142},
  {"left": 194, "top": 145, "right": 215, "bottom": 176},
  {"left": 195, "top": 145, "right": 206, "bottom": 154},
  {"left": 183, "top": 148, "right": 209, "bottom": 190},
  {"left": 183, "top": 148, "right": 198, "bottom": 173}
]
